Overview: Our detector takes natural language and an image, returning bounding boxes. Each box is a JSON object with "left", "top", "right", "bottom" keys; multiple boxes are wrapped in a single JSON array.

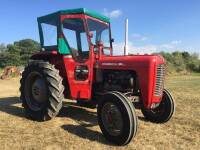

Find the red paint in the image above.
[
  {"left": 98, "top": 54, "right": 164, "bottom": 108},
  {"left": 34, "top": 14, "right": 166, "bottom": 109}
]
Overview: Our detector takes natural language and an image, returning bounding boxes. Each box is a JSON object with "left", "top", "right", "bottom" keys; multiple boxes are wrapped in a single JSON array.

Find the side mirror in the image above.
[{"left": 111, "top": 38, "right": 114, "bottom": 43}]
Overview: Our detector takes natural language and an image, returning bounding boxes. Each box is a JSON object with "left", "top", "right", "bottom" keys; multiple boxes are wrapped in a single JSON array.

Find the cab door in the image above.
[{"left": 61, "top": 17, "right": 94, "bottom": 99}]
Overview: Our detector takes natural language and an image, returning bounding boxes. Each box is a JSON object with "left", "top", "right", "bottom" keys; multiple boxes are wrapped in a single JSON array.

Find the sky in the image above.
[{"left": 0, "top": 0, "right": 200, "bottom": 55}]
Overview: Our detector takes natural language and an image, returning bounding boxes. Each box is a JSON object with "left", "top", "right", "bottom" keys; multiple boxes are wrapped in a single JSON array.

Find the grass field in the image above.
[{"left": 0, "top": 75, "right": 199, "bottom": 150}]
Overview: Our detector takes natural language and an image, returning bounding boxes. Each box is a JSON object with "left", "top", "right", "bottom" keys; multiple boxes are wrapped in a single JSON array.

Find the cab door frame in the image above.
[{"left": 61, "top": 14, "right": 95, "bottom": 100}]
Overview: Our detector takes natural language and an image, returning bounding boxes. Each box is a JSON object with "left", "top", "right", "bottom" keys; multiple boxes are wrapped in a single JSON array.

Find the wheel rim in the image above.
[
  {"left": 31, "top": 77, "right": 47, "bottom": 103},
  {"left": 24, "top": 72, "right": 47, "bottom": 111},
  {"left": 101, "top": 102, "right": 123, "bottom": 136},
  {"left": 149, "top": 92, "right": 168, "bottom": 116},
  {"left": 150, "top": 101, "right": 165, "bottom": 116}
]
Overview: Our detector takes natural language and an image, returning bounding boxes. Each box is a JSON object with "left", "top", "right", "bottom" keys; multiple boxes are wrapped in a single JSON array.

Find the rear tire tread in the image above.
[{"left": 20, "top": 60, "right": 64, "bottom": 121}]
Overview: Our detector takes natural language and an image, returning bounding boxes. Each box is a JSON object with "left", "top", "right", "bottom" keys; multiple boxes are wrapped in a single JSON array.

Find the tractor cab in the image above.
[
  {"left": 37, "top": 8, "right": 113, "bottom": 99},
  {"left": 37, "top": 8, "right": 112, "bottom": 61}
]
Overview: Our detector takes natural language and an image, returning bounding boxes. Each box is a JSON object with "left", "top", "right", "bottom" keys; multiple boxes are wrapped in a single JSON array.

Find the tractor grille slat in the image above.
[{"left": 154, "top": 64, "right": 165, "bottom": 96}]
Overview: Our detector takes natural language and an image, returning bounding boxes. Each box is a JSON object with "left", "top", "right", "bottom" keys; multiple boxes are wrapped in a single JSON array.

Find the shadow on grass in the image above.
[
  {"left": 59, "top": 101, "right": 98, "bottom": 126},
  {"left": 0, "top": 97, "right": 147, "bottom": 122},
  {"left": 59, "top": 102, "right": 115, "bottom": 145},
  {"left": 61, "top": 124, "right": 113, "bottom": 145},
  {"left": 0, "top": 96, "right": 25, "bottom": 118},
  {"left": 0, "top": 97, "right": 98, "bottom": 125},
  {"left": 137, "top": 116, "right": 148, "bottom": 122}
]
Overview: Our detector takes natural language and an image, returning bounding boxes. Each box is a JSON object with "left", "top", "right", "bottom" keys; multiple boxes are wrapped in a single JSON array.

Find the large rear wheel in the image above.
[
  {"left": 141, "top": 89, "right": 175, "bottom": 123},
  {"left": 20, "top": 60, "right": 64, "bottom": 121},
  {"left": 97, "top": 91, "right": 138, "bottom": 145}
]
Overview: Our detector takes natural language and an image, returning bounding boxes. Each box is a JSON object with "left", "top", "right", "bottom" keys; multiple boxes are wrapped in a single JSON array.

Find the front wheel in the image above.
[
  {"left": 97, "top": 91, "right": 138, "bottom": 145},
  {"left": 141, "top": 89, "right": 175, "bottom": 123}
]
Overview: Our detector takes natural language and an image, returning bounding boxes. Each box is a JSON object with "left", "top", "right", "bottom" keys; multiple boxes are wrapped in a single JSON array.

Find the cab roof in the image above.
[{"left": 37, "top": 8, "right": 110, "bottom": 23}]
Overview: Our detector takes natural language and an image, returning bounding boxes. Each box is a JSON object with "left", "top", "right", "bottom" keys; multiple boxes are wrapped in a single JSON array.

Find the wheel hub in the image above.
[
  {"left": 101, "top": 102, "right": 123, "bottom": 136},
  {"left": 31, "top": 77, "right": 47, "bottom": 103}
]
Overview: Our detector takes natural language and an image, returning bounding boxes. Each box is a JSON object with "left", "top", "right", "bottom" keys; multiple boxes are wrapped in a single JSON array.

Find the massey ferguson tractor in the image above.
[{"left": 20, "top": 8, "right": 175, "bottom": 145}]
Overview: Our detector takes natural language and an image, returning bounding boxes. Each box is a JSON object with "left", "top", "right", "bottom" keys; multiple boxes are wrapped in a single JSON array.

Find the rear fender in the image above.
[
  {"left": 30, "top": 51, "right": 58, "bottom": 61},
  {"left": 30, "top": 51, "right": 70, "bottom": 98}
]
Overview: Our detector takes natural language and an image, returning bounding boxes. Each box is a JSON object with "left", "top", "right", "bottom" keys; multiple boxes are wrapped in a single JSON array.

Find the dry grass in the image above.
[{"left": 0, "top": 76, "right": 199, "bottom": 150}]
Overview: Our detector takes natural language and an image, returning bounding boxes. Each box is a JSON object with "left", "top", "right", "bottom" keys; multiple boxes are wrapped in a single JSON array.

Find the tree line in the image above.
[
  {"left": 158, "top": 51, "right": 200, "bottom": 73},
  {"left": 0, "top": 39, "right": 200, "bottom": 73},
  {"left": 0, "top": 39, "right": 40, "bottom": 67}
]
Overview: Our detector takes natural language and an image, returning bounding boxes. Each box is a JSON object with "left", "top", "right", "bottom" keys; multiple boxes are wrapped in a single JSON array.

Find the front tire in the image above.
[
  {"left": 141, "top": 89, "right": 175, "bottom": 123},
  {"left": 97, "top": 91, "right": 138, "bottom": 145},
  {"left": 20, "top": 60, "right": 64, "bottom": 121}
]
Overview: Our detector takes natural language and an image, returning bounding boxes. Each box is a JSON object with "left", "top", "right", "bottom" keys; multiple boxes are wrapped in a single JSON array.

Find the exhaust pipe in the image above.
[{"left": 124, "top": 18, "right": 128, "bottom": 55}]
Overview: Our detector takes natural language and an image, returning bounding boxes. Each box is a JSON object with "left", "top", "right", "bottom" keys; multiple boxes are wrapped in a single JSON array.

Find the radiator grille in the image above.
[{"left": 154, "top": 64, "right": 165, "bottom": 96}]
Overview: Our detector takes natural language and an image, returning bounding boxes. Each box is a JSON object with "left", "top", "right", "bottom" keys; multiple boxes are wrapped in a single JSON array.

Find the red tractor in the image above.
[{"left": 20, "top": 8, "right": 175, "bottom": 145}]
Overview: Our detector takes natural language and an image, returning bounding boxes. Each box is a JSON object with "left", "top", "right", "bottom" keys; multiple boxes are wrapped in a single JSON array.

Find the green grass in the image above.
[{"left": 165, "top": 75, "right": 200, "bottom": 149}]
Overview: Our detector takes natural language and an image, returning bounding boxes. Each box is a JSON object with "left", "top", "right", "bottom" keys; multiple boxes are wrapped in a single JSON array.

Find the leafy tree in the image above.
[
  {"left": 0, "top": 39, "right": 40, "bottom": 68},
  {"left": 0, "top": 44, "right": 7, "bottom": 53},
  {"left": 14, "top": 39, "right": 40, "bottom": 65},
  {"left": 182, "top": 51, "right": 190, "bottom": 62},
  {"left": 156, "top": 51, "right": 200, "bottom": 73},
  {"left": 171, "top": 51, "right": 186, "bottom": 72}
]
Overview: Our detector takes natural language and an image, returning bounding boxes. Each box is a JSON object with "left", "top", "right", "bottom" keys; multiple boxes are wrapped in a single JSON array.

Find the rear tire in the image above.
[
  {"left": 97, "top": 91, "right": 138, "bottom": 145},
  {"left": 141, "top": 89, "right": 175, "bottom": 123},
  {"left": 20, "top": 60, "right": 64, "bottom": 121}
]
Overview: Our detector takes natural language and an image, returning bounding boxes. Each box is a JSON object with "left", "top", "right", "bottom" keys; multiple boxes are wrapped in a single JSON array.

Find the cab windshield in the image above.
[
  {"left": 61, "top": 17, "right": 112, "bottom": 60},
  {"left": 87, "top": 19, "right": 112, "bottom": 53},
  {"left": 62, "top": 18, "right": 89, "bottom": 60}
]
